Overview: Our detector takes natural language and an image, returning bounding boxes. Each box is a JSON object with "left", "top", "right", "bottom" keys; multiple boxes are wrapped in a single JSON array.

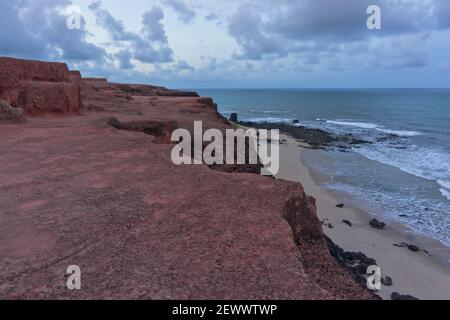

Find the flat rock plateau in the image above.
[{"left": 0, "top": 57, "right": 375, "bottom": 299}]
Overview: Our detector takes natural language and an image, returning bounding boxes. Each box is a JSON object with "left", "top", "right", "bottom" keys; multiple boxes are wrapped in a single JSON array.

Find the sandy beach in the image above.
[{"left": 275, "top": 134, "right": 450, "bottom": 300}]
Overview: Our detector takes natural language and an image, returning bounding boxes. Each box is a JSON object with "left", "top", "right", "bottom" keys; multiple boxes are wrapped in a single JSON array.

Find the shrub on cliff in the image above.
[{"left": 0, "top": 99, "right": 26, "bottom": 123}]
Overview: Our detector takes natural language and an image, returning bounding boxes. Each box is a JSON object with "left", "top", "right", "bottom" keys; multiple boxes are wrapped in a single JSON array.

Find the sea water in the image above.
[{"left": 196, "top": 89, "right": 450, "bottom": 246}]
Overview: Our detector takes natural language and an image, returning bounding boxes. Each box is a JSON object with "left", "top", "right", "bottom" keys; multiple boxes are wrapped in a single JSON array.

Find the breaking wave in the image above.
[{"left": 323, "top": 119, "right": 423, "bottom": 137}]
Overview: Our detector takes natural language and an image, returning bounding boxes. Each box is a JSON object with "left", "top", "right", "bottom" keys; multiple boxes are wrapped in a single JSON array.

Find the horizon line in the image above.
[{"left": 178, "top": 87, "right": 450, "bottom": 90}]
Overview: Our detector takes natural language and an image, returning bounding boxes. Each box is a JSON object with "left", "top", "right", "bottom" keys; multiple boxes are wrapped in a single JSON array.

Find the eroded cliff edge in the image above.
[{"left": 0, "top": 57, "right": 375, "bottom": 299}]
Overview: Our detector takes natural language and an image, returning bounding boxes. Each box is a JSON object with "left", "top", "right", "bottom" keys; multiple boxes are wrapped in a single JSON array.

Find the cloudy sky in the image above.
[{"left": 1, "top": 0, "right": 450, "bottom": 88}]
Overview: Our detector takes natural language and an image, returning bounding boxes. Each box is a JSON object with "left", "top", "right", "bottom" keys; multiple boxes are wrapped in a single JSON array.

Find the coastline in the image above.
[
  {"left": 275, "top": 134, "right": 450, "bottom": 300},
  {"left": 1, "top": 57, "right": 378, "bottom": 299}
]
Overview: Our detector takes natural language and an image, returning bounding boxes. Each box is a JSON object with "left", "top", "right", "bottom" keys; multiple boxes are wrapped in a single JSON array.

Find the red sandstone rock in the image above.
[
  {"left": 0, "top": 99, "right": 25, "bottom": 123},
  {"left": 83, "top": 77, "right": 108, "bottom": 82},
  {"left": 11, "top": 81, "right": 81, "bottom": 115},
  {"left": 0, "top": 57, "right": 70, "bottom": 82},
  {"left": 70, "top": 70, "right": 82, "bottom": 78},
  {"left": 0, "top": 57, "right": 82, "bottom": 115}
]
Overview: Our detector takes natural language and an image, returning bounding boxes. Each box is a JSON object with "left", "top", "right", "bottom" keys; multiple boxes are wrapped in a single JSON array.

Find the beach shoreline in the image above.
[{"left": 276, "top": 134, "right": 450, "bottom": 300}]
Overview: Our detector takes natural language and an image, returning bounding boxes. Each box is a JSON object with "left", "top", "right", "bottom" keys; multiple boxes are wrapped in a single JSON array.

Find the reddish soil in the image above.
[{"left": 0, "top": 57, "right": 375, "bottom": 299}]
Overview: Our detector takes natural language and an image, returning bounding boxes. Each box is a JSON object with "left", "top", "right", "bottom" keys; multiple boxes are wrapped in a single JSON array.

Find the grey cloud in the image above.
[
  {"left": 0, "top": 0, "right": 47, "bottom": 58},
  {"left": 114, "top": 49, "right": 134, "bottom": 69},
  {"left": 89, "top": 1, "right": 173, "bottom": 65},
  {"left": 176, "top": 60, "right": 194, "bottom": 71},
  {"left": 204, "top": 12, "right": 223, "bottom": 26},
  {"left": 270, "top": 0, "right": 434, "bottom": 42},
  {"left": 0, "top": 0, "right": 106, "bottom": 62},
  {"left": 163, "top": 0, "right": 196, "bottom": 24},
  {"left": 141, "top": 7, "right": 168, "bottom": 43},
  {"left": 204, "top": 12, "right": 218, "bottom": 21},
  {"left": 227, "top": 0, "right": 449, "bottom": 68},
  {"left": 133, "top": 41, "right": 173, "bottom": 64},
  {"left": 370, "top": 33, "right": 430, "bottom": 69},
  {"left": 434, "top": 0, "right": 450, "bottom": 28},
  {"left": 228, "top": 5, "right": 284, "bottom": 60},
  {"left": 88, "top": 1, "right": 140, "bottom": 42}
]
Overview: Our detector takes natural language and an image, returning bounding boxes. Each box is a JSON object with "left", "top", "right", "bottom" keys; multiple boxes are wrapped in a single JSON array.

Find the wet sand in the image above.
[{"left": 276, "top": 134, "right": 450, "bottom": 300}]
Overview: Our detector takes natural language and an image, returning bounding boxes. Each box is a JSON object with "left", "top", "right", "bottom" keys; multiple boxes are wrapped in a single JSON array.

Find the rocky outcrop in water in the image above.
[{"left": 238, "top": 121, "right": 371, "bottom": 149}]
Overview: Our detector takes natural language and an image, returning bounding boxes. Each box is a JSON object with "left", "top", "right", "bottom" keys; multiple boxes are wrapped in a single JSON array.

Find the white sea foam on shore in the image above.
[
  {"left": 440, "top": 188, "right": 450, "bottom": 201},
  {"left": 319, "top": 172, "right": 450, "bottom": 247},
  {"left": 438, "top": 180, "right": 450, "bottom": 201},
  {"left": 355, "top": 144, "right": 450, "bottom": 184},
  {"left": 438, "top": 179, "right": 450, "bottom": 190}
]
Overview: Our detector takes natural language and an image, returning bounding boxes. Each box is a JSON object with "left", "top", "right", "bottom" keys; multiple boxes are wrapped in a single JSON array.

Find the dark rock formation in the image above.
[
  {"left": 342, "top": 220, "right": 352, "bottom": 227},
  {"left": 403, "top": 243, "right": 420, "bottom": 252},
  {"left": 283, "top": 193, "right": 376, "bottom": 299},
  {"left": 391, "top": 292, "right": 419, "bottom": 300},
  {"left": 230, "top": 113, "right": 238, "bottom": 123},
  {"left": 381, "top": 276, "right": 393, "bottom": 286},
  {"left": 406, "top": 244, "right": 420, "bottom": 252},
  {"left": 370, "top": 218, "right": 386, "bottom": 230},
  {"left": 325, "top": 236, "right": 379, "bottom": 295},
  {"left": 238, "top": 121, "right": 371, "bottom": 149},
  {"left": 393, "top": 242, "right": 423, "bottom": 253}
]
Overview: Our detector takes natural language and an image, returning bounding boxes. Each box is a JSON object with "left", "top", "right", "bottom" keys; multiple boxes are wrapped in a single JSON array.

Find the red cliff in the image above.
[
  {"left": 0, "top": 57, "right": 81, "bottom": 115},
  {"left": 0, "top": 57, "right": 375, "bottom": 300}
]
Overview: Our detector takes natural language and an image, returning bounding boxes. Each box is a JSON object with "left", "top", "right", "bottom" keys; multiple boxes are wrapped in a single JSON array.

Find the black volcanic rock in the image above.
[
  {"left": 391, "top": 292, "right": 419, "bottom": 300},
  {"left": 404, "top": 243, "right": 420, "bottom": 252},
  {"left": 342, "top": 220, "right": 352, "bottom": 227},
  {"left": 381, "top": 276, "right": 393, "bottom": 286},
  {"left": 325, "top": 236, "right": 378, "bottom": 290},
  {"left": 238, "top": 121, "right": 371, "bottom": 149},
  {"left": 370, "top": 219, "right": 386, "bottom": 230}
]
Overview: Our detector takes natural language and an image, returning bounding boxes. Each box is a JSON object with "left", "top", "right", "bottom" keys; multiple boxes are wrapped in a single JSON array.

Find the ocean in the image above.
[{"left": 196, "top": 89, "right": 450, "bottom": 246}]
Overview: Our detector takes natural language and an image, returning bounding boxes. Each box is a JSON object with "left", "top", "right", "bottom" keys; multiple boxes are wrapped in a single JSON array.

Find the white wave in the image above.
[
  {"left": 438, "top": 180, "right": 450, "bottom": 190},
  {"left": 324, "top": 119, "right": 424, "bottom": 137},
  {"left": 221, "top": 110, "right": 239, "bottom": 114},
  {"left": 326, "top": 120, "right": 378, "bottom": 129},
  {"left": 355, "top": 144, "right": 450, "bottom": 186},
  {"left": 326, "top": 181, "right": 450, "bottom": 246},
  {"left": 245, "top": 117, "right": 293, "bottom": 124},
  {"left": 247, "top": 110, "right": 289, "bottom": 115},
  {"left": 376, "top": 128, "right": 423, "bottom": 137},
  {"left": 261, "top": 110, "right": 289, "bottom": 115},
  {"left": 440, "top": 188, "right": 450, "bottom": 201}
]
